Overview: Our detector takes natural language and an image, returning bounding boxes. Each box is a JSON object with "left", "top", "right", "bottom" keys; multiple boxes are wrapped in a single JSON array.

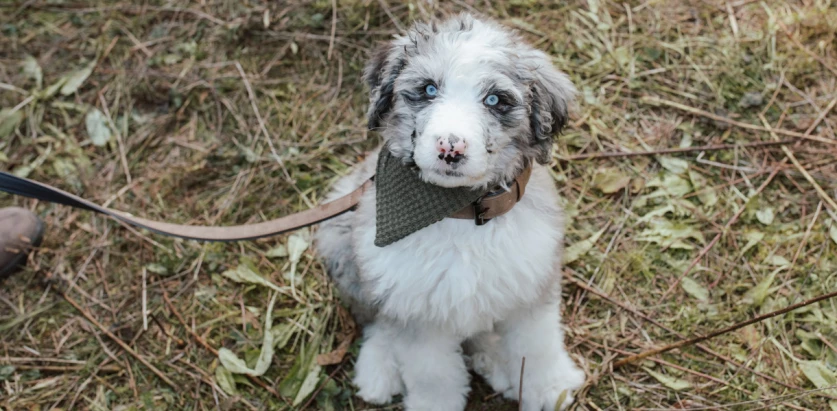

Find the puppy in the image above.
[{"left": 315, "top": 14, "right": 584, "bottom": 411}]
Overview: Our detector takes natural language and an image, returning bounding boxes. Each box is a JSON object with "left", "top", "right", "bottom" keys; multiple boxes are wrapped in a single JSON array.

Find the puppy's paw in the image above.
[
  {"left": 519, "top": 365, "right": 585, "bottom": 411},
  {"left": 470, "top": 352, "right": 512, "bottom": 393},
  {"left": 354, "top": 368, "right": 403, "bottom": 404},
  {"left": 533, "top": 385, "right": 575, "bottom": 411}
]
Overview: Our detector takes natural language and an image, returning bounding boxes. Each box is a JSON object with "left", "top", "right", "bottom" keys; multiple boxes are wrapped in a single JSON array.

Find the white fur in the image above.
[
  {"left": 316, "top": 150, "right": 584, "bottom": 410},
  {"left": 314, "top": 14, "right": 585, "bottom": 411}
]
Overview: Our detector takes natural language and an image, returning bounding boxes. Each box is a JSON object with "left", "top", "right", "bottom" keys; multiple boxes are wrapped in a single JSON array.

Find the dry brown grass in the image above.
[{"left": 1, "top": 1, "right": 837, "bottom": 410}]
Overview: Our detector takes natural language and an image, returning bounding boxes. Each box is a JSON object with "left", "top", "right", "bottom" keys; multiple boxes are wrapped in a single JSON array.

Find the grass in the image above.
[{"left": 1, "top": 0, "right": 837, "bottom": 410}]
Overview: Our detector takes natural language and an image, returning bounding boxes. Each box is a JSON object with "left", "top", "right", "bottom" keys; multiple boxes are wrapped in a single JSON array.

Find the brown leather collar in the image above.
[{"left": 447, "top": 165, "right": 533, "bottom": 225}]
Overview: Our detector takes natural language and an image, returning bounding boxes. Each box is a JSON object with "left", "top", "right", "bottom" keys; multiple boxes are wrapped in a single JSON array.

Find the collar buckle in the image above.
[{"left": 473, "top": 198, "right": 490, "bottom": 226}]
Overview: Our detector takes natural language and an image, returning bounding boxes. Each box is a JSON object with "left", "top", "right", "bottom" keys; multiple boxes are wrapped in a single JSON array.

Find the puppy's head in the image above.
[{"left": 364, "top": 14, "right": 575, "bottom": 189}]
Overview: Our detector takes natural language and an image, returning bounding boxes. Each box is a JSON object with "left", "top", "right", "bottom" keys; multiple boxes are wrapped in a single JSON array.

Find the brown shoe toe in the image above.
[{"left": 0, "top": 207, "right": 45, "bottom": 280}]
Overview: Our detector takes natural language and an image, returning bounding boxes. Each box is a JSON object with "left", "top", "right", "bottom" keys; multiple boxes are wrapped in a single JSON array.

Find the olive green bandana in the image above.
[{"left": 375, "top": 148, "right": 484, "bottom": 247}]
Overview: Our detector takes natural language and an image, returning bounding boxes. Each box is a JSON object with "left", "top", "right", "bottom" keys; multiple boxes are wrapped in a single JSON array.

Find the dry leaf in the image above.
[
  {"left": 85, "top": 108, "right": 112, "bottom": 147},
  {"left": 593, "top": 168, "right": 630, "bottom": 193},
  {"left": 756, "top": 208, "right": 775, "bottom": 225},
  {"left": 742, "top": 268, "right": 780, "bottom": 307},
  {"left": 60, "top": 61, "right": 96, "bottom": 96},
  {"left": 214, "top": 365, "right": 238, "bottom": 396},
  {"left": 658, "top": 156, "right": 689, "bottom": 174},
  {"left": 643, "top": 367, "right": 692, "bottom": 391},
  {"left": 218, "top": 293, "right": 278, "bottom": 377},
  {"left": 0, "top": 109, "right": 23, "bottom": 139},
  {"left": 22, "top": 55, "right": 43, "bottom": 89},
  {"left": 681, "top": 277, "right": 709, "bottom": 302},
  {"left": 564, "top": 227, "right": 606, "bottom": 264},
  {"left": 222, "top": 264, "right": 284, "bottom": 293}
]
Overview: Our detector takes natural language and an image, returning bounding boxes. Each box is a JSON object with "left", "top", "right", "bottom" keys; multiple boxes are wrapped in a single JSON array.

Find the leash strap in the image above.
[{"left": 0, "top": 171, "right": 372, "bottom": 242}]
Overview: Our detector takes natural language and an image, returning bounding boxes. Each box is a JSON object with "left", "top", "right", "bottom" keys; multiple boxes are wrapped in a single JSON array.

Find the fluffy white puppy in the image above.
[{"left": 315, "top": 14, "right": 584, "bottom": 411}]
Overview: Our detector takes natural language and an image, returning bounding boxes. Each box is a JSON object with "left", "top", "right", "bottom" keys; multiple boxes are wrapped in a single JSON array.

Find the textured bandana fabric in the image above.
[{"left": 375, "top": 148, "right": 484, "bottom": 247}]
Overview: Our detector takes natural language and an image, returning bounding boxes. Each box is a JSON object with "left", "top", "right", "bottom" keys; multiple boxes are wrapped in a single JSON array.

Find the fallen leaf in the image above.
[
  {"left": 644, "top": 173, "right": 693, "bottom": 198},
  {"left": 636, "top": 218, "right": 706, "bottom": 250},
  {"left": 292, "top": 363, "right": 322, "bottom": 406},
  {"left": 739, "top": 230, "right": 765, "bottom": 257},
  {"left": 266, "top": 245, "right": 288, "bottom": 258},
  {"left": 764, "top": 255, "right": 790, "bottom": 267},
  {"left": 60, "top": 61, "right": 96, "bottom": 96},
  {"left": 317, "top": 335, "right": 353, "bottom": 366},
  {"left": 214, "top": 365, "right": 238, "bottom": 396},
  {"left": 756, "top": 207, "right": 775, "bottom": 225},
  {"left": 593, "top": 168, "right": 631, "bottom": 193},
  {"left": 145, "top": 263, "right": 168, "bottom": 276},
  {"left": 657, "top": 156, "right": 689, "bottom": 174},
  {"left": 286, "top": 230, "right": 311, "bottom": 287},
  {"left": 85, "top": 108, "right": 112, "bottom": 147},
  {"left": 564, "top": 227, "right": 606, "bottom": 264},
  {"left": 681, "top": 277, "right": 709, "bottom": 302},
  {"left": 742, "top": 267, "right": 780, "bottom": 307},
  {"left": 218, "top": 292, "right": 279, "bottom": 376},
  {"left": 52, "top": 157, "right": 81, "bottom": 191},
  {"left": 0, "top": 109, "right": 24, "bottom": 139},
  {"left": 22, "top": 55, "right": 43, "bottom": 89},
  {"left": 643, "top": 367, "right": 692, "bottom": 391},
  {"left": 738, "top": 325, "right": 762, "bottom": 350},
  {"left": 222, "top": 264, "right": 284, "bottom": 293},
  {"left": 688, "top": 170, "right": 717, "bottom": 207},
  {"left": 0, "top": 365, "right": 15, "bottom": 381},
  {"left": 799, "top": 361, "right": 837, "bottom": 394},
  {"left": 739, "top": 92, "right": 764, "bottom": 108}
]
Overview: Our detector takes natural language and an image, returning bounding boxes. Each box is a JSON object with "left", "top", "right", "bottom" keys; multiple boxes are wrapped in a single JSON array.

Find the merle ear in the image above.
[
  {"left": 364, "top": 43, "right": 407, "bottom": 130},
  {"left": 525, "top": 51, "right": 575, "bottom": 164}
]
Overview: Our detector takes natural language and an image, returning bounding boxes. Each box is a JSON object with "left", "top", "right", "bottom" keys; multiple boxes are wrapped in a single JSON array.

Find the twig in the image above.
[
  {"left": 560, "top": 139, "right": 795, "bottom": 162},
  {"left": 9, "top": 364, "right": 122, "bottom": 373},
  {"left": 659, "top": 164, "right": 784, "bottom": 299},
  {"left": 518, "top": 357, "right": 526, "bottom": 411},
  {"left": 377, "top": 0, "right": 405, "bottom": 32},
  {"left": 612, "top": 289, "right": 837, "bottom": 368},
  {"left": 563, "top": 274, "right": 824, "bottom": 396},
  {"left": 99, "top": 94, "right": 132, "bottom": 184},
  {"left": 301, "top": 364, "right": 345, "bottom": 410},
  {"left": 327, "top": 0, "right": 337, "bottom": 60},
  {"left": 758, "top": 111, "right": 837, "bottom": 215},
  {"left": 142, "top": 266, "right": 148, "bottom": 331},
  {"left": 61, "top": 291, "right": 177, "bottom": 388},
  {"left": 641, "top": 96, "right": 836, "bottom": 146}
]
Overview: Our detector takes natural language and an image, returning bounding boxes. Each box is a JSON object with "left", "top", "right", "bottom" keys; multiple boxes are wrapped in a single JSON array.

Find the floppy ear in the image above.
[
  {"left": 364, "top": 43, "right": 407, "bottom": 130},
  {"left": 525, "top": 51, "right": 575, "bottom": 164}
]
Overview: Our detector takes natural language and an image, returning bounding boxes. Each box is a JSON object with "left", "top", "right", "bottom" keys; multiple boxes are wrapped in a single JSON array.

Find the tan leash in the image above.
[{"left": 0, "top": 171, "right": 373, "bottom": 242}]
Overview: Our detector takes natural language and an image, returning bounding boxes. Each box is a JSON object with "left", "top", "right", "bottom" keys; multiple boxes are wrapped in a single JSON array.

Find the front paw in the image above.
[
  {"left": 534, "top": 385, "right": 576, "bottom": 411},
  {"left": 354, "top": 369, "right": 403, "bottom": 404},
  {"left": 517, "top": 366, "right": 585, "bottom": 411}
]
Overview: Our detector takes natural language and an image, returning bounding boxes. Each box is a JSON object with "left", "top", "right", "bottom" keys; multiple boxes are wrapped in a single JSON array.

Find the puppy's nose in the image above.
[{"left": 437, "top": 135, "right": 467, "bottom": 164}]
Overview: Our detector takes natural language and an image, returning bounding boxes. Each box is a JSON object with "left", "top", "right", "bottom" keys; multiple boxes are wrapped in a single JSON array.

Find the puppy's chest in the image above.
[{"left": 356, "top": 209, "right": 562, "bottom": 332}]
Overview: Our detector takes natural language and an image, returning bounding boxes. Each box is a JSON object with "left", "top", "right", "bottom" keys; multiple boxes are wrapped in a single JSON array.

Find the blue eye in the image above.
[
  {"left": 425, "top": 84, "right": 438, "bottom": 96},
  {"left": 485, "top": 94, "right": 499, "bottom": 106}
]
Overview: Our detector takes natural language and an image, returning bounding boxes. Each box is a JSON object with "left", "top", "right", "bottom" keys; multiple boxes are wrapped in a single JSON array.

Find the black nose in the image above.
[
  {"left": 437, "top": 135, "right": 467, "bottom": 164},
  {"left": 439, "top": 152, "right": 465, "bottom": 164}
]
